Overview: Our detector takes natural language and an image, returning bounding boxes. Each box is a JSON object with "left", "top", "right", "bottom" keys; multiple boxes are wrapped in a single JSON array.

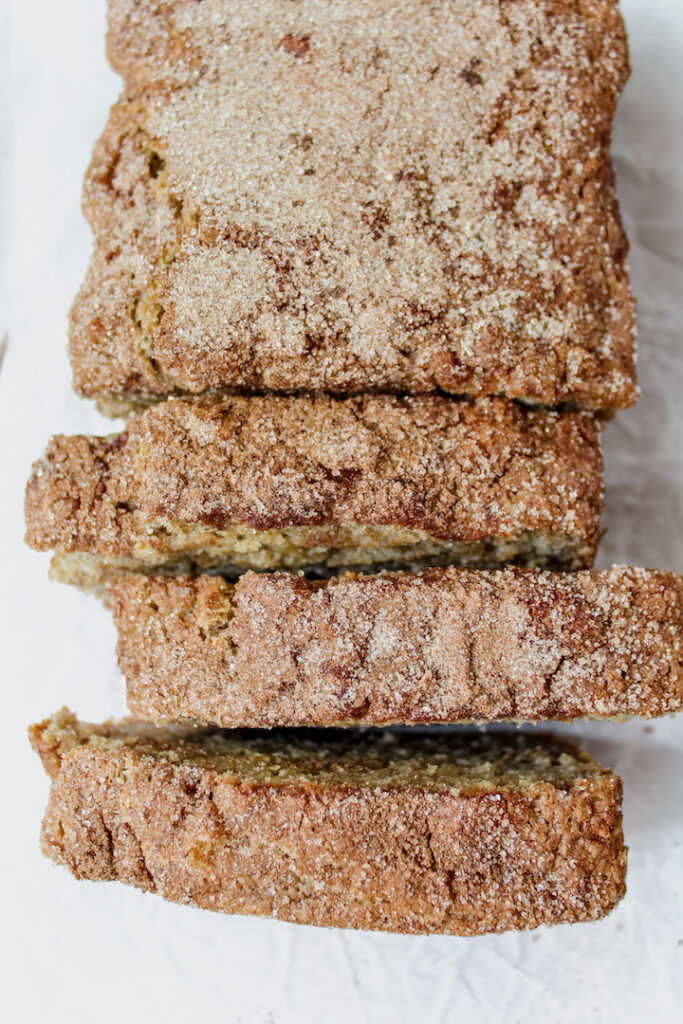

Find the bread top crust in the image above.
[
  {"left": 71, "top": 0, "right": 635, "bottom": 409},
  {"left": 31, "top": 708, "right": 627, "bottom": 935},
  {"left": 109, "top": 566, "right": 683, "bottom": 724},
  {"left": 24, "top": 394, "right": 603, "bottom": 555},
  {"left": 30, "top": 708, "right": 610, "bottom": 792}
]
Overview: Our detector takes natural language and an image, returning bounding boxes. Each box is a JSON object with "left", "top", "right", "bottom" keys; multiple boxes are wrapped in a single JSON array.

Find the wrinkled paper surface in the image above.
[{"left": 2, "top": 1, "right": 681, "bottom": 1021}]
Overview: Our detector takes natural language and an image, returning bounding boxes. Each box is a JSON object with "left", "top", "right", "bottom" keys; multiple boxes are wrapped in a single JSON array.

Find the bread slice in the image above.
[
  {"left": 71, "top": 0, "right": 635, "bottom": 413},
  {"left": 24, "top": 395, "right": 603, "bottom": 586},
  {"left": 30, "top": 710, "right": 627, "bottom": 935},
  {"left": 109, "top": 566, "right": 683, "bottom": 727}
]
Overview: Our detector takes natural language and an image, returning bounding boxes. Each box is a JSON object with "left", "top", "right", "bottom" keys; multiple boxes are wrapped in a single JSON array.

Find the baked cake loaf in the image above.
[
  {"left": 25, "top": 395, "right": 604, "bottom": 585},
  {"left": 109, "top": 566, "right": 683, "bottom": 727},
  {"left": 30, "top": 710, "right": 627, "bottom": 935},
  {"left": 71, "top": 0, "right": 636, "bottom": 413}
]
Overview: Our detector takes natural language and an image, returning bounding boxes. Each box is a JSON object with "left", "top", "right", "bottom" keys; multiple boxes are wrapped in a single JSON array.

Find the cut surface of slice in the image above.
[{"left": 30, "top": 709, "right": 627, "bottom": 936}]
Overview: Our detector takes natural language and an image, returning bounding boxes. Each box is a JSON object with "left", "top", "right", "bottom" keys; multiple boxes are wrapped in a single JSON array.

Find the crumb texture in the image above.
[
  {"left": 24, "top": 395, "right": 603, "bottom": 580},
  {"left": 71, "top": 0, "right": 635, "bottom": 410},
  {"left": 30, "top": 710, "right": 627, "bottom": 935},
  {"left": 109, "top": 566, "right": 683, "bottom": 726}
]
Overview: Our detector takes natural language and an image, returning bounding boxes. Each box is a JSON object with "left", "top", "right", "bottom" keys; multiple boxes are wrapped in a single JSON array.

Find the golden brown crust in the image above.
[
  {"left": 71, "top": 0, "right": 636, "bottom": 411},
  {"left": 30, "top": 710, "right": 627, "bottom": 935},
  {"left": 108, "top": 566, "right": 683, "bottom": 727},
  {"left": 24, "top": 395, "right": 603, "bottom": 581}
]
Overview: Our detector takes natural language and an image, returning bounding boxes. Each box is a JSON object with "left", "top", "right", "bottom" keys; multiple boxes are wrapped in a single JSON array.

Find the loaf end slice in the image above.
[{"left": 30, "top": 710, "right": 627, "bottom": 935}]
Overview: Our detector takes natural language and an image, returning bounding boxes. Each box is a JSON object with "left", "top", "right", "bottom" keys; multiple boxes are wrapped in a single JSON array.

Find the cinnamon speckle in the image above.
[{"left": 280, "top": 34, "right": 310, "bottom": 59}]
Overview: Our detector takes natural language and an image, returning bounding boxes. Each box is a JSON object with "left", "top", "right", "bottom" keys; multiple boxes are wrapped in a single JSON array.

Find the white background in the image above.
[{"left": 2, "top": 2, "right": 682, "bottom": 1021}]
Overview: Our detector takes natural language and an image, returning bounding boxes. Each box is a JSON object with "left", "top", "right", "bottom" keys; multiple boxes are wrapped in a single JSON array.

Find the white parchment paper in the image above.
[{"left": 2, "top": 2, "right": 681, "bottom": 1021}]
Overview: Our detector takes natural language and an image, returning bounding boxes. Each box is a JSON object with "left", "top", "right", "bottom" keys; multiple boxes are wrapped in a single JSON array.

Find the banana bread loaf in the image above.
[{"left": 71, "top": 0, "right": 635, "bottom": 413}]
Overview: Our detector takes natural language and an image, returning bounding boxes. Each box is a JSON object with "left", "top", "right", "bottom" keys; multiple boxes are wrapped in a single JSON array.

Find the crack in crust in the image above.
[
  {"left": 108, "top": 566, "right": 683, "bottom": 727},
  {"left": 30, "top": 710, "right": 627, "bottom": 936},
  {"left": 24, "top": 394, "right": 604, "bottom": 584},
  {"left": 70, "top": 0, "right": 636, "bottom": 413}
]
